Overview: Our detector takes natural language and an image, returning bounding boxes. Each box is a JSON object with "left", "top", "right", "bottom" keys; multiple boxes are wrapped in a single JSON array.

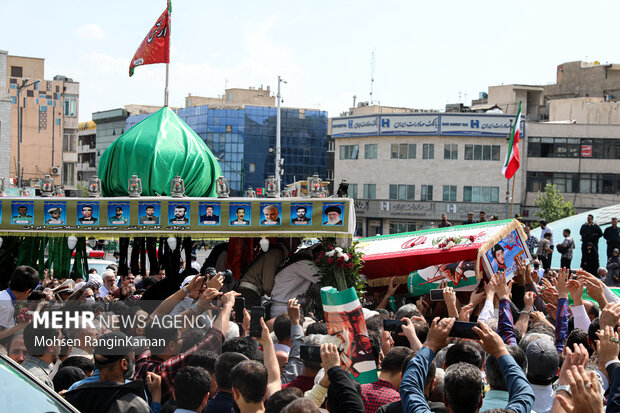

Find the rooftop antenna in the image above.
[
  {"left": 370, "top": 51, "right": 376, "bottom": 105},
  {"left": 353, "top": 94, "right": 357, "bottom": 108}
]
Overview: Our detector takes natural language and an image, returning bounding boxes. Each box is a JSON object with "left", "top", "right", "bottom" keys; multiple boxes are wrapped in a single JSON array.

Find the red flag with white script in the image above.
[{"left": 129, "top": 1, "right": 171, "bottom": 77}]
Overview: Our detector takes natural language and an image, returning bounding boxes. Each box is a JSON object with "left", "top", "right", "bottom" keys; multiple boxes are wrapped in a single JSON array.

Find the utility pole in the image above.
[{"left": 275, "top": 76, "right": 286, "bottom": 194}]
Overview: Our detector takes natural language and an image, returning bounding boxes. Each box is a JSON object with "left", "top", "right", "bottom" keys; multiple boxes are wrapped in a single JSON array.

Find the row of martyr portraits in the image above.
[{"left": 5, "top": 200, "right": 346, "bottom": 228}]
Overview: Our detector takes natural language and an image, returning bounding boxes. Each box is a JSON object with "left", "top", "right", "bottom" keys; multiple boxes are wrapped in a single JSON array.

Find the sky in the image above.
[{"left": 2, "top": 0, "right": 620, "bottom": 122}]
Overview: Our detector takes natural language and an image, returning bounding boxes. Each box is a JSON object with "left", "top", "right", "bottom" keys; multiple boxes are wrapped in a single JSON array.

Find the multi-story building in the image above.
[
  {"left": 339, "top": 61, "right": 620, "bottom": 236},
  {"left": 483, "top": 61, "right": 620, "bottom": 217},
  {"left": 77, "top": 121, "right": 97, "bottom": 188},
  {"left": 0, "top": 50, "right": 11, "bottom": 181},
  {"left": 4, "top": 54, "right": 79, "bottom": 195},
  {"left": 331, "top": 108, "right": 519, "bottom": 236},
  {"left": 126, "top": 87, "right": 328, "bottom": 195}
]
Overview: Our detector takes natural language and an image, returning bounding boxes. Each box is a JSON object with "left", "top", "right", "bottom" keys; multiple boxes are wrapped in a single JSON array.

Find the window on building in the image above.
[
  {"left": 389, "top": 222, "right": 417, "bottom": 234},
  {"left": 64, "top": 98, "right": 77, "bottom": 117},
  {"left": 339, "top": 145, "right": 359, "bottom": 160},
  {"left": 62, "top": 163, "right": 75, "bottom": 187},
  {"left": 526, "top": 172, "right": 620, "bottom": 195},
  {"left": 442, "top": 185, "right": 457, "bottom": 201},
  {"left": 529, "top": 137, "right": 620, "bottom": 159},
  {"left": 348, "top": 183, "right": 358, "bottom": 199},
  {"left": 327, "top": 170, "right": 334, "bottom": 180},
  {"left": 389, "top": 184, "right": 415, "bottom": 200},
  {"left": 363, "top": 184, "right": 376, "bottom": 199},
  {"left": 463, "top": 186, "right": 500, "bottom": 202},
  {"left": 421, "top": 185, "right": 433, "bottom": 201},
  {"left": 10, "top": 66, "right": 23, "bottom": 78},
  {"left": 328, "top": 141, "right": 335, "bottom": 151},
  {"left": 444, "top": 144, "right": 458, "bottom": 160},
  {"left": 390, "top": 143, "right": 416, "bottom": 159},
  {"left": 364, "top": 144, "right": 378, "bottom": 159},
  {"left": 226, "top": 125, "right": 232, "bottom": 133},
  {"left": 422, "top": 144, "right": 434, "bottom": 159},
  {"left": 464, "top": 144, "right": 501, "bottom": 161},
  {"left": 249, "top": 162, "right": 256, "bottom": 173},
  {"left": 63, "top": 134, "right": 76, "bottom": 152}
]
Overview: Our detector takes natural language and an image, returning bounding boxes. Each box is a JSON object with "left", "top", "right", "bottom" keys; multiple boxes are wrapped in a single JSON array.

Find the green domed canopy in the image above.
[{"left": 98, "top": 107, "right": 222, "bottom": 197}]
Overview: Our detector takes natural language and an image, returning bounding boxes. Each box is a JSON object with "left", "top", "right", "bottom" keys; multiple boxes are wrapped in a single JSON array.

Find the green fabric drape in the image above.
[{"left": 98, "top": 107, "right": 222, "bottom": 197}]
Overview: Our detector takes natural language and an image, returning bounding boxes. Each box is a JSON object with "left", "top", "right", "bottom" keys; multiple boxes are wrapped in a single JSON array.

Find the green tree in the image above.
[{"left": 535, "top": 184, "right": 576, "bottom": 223}]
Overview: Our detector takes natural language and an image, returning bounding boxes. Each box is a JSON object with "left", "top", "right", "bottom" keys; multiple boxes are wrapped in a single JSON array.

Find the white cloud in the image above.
[{"left": 76, "top": 24, "right": 106, "bottom": 40}]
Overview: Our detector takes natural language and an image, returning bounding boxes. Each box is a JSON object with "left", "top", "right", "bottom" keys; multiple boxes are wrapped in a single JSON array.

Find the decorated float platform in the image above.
[
  {"left": 0, "top": 196, "right": 355, "bottom": 239},
  {"left": 356, "top": 219, "right": 532, "bottom": 295}
]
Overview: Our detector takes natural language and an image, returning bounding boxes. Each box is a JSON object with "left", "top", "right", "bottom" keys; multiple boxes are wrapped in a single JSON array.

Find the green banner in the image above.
[
  {"left": 0, "top": 197, "right": 354, "bottom": 238},
  {"left": 321, "top": 286, "right": 378, "bottom": 384},
  {"left": 407, "top": 260, "right": 478, "bottom": 296}
]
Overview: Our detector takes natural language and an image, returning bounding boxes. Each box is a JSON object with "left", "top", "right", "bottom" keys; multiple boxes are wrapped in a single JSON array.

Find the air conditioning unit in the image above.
[{"left": 51, "top": 166, "right": 61, "bottom": 175}]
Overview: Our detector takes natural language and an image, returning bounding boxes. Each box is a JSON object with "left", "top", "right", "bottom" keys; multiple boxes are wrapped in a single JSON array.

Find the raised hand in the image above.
[
  {"left": 484, "top": 278, "right": 497, "bottom": 300},
  {"left": 545, "top": 303, "right": 557, "bottom": 320},
  {"left": 400, "top": 317, "right": 422, "bottom": 351},
  {"left": 490, "top": 272, "right": 510, "bottom": 300},
  {"left": 472, "top": 320, "right": 508, "bottom": 358},
  {"left": 556, "top": 366, "right": 604, "bottom": 413},
  {"left": 206, "top": 273, "right": 224, "bottom": 291},
  {"left": 556, "top": 268, "right": 570, "bottom": 300},
  {"left": 582, "top": 277, "right": 607, "bottom": 309},
  {"left": 599, "top": 303, "right": 620, "bottom": 330},
  {"left": 320, "top": 343, "right": 341, "bottom": 371},
  {"left": 540, "top": 280, "right": 559, "bottom": 306},
  {"left": 187, "top": 275, "right": 205, "bottom": 295},
  {"left": 596, "top": 326, "right": 620, "bottom": 366},
  {"left": 287, "top": 298, "right": 301, "bottom": 326},
  {"left": 469, "top": 284, "right": 486, "bottom": 306},
  {"left": 567, "top": 279, "right": 584, "bottom": 306},
  {"left": 416, "top": 297, "right": 431, "bottom": 320},
  {"left": 443, "top": 286, "right": 458, "bottom": 317},
  {"left": 146, "top": 372, "right": 162, "bottom": 403},
  {"left": 196, "top": 287, "right": 223, "bottom": 312},
  {"left": 459, "top": 303, "right": 475, "bottom": 322},
  {"left": 523, "top": 291, "right": 536, "bottom": 311},
  {"left": 387, "top": 276, "right": 399, "bottom": 296},
  {"left": 424, "top": 317, "right": 455, "bottom": 354}
]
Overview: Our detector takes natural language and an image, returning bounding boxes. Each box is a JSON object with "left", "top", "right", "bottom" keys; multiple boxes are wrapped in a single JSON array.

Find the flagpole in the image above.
[
  {"left": 509, "top": 172, "right": 516, "bottom": 217},
  {"left": 504, "top": 118, "right": 513, "bottom": 219},
  {"left": 164, "top": 63, "right": 169, "bottom": 107}
]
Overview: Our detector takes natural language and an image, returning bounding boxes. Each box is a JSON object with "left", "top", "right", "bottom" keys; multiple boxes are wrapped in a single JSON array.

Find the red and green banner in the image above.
[
  {"left": 502, "top": 101, "right": 521, "bottom": 179},
  {"left": 407, "top": 260, "right": 478, "bottom": 296},
  {"left": 129, "top": 1, "right": 171, "bottom": 77},
  {"left": 321, "top": 287, "right": 378, "bottom": 384}
]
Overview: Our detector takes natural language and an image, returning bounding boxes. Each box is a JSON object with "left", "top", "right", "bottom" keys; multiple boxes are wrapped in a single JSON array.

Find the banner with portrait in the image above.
[
  {"left": 321, "top": 286, "right": 378, "bottom": 384},
  {"left": 479, "top": 223, "right": 532, "bottom": 281},
  {"left": 0, "top": 197, "right": 355, "bottom": 238}
]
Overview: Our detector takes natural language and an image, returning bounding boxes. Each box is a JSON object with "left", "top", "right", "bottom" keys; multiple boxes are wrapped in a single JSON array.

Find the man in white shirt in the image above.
[
  {"left": 0, "top": 266, "right": 39, "bottom": 330},
  {"left": 269, "top": 247, "right": 320, "bottom": 318},
  {"left": 539, "top": 219, "right": 553, "bottom": 245},
  {"left": 98, "top": 270, "right": 117, "bottom": 298}
]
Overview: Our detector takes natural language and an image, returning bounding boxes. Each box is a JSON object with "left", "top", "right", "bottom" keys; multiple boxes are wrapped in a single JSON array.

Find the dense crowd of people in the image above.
[{"left": 0, "top": 218, "right": 619, "bottom": 412}]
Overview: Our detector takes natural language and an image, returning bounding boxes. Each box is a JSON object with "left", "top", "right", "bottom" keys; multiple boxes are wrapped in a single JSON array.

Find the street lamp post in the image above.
[
  {"left": 275, "top": 76, "right": 286, "bottom": 194},
  {"left": 16, "top": 79, "right": 40, "bottom": 188}
]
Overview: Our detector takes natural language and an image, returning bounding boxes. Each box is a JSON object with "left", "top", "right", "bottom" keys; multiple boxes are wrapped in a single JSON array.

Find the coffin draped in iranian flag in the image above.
[{"left": 356, "top": 219, "right": 531, "bottom": 295}]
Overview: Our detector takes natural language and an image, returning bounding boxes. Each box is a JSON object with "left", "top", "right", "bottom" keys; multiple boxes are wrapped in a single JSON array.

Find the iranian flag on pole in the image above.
[
  {"left": 129, "top": 1, "right": 171, "bottom": 77},
  {"left": 502, "top": 101, "right": 522, "bottom": 179}
]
